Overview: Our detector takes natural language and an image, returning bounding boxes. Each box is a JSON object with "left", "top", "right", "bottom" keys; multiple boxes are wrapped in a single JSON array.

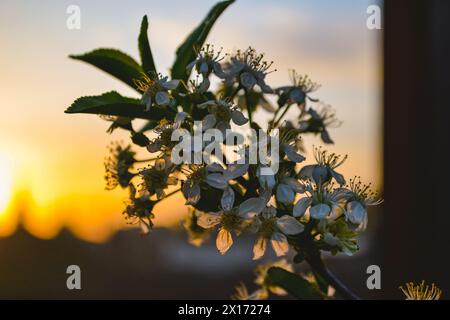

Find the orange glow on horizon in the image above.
[{"left": 0, "top": 0, "right": 382, "bottom": 244}]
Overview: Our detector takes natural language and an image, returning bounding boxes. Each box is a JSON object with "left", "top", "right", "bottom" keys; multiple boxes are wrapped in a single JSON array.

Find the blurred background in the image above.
[{"left": 0, "top": 0, "right": 386, "bottom": 299}]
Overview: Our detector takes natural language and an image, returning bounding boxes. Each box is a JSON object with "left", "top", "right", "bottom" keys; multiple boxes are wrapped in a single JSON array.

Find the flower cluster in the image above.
[
  {"left": 99, "top": 44, "right": 381, "bottom": 263},
  {"left": 68, "top": 3, "right": 383, "bottom": 299}
]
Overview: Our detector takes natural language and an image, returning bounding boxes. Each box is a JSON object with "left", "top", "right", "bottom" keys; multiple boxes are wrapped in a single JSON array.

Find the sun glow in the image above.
[{"left": 0, "top": 153, "right": 13, "bottom": 214}]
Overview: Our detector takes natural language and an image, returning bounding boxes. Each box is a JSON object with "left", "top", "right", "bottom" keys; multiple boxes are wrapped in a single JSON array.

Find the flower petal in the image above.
[
  {"left": 174, "top": 111, "right": 188, "bottom": 126},
  {"left": 161, "top": 79, "right": 179, "bottom": 90},
  {"left": 283, "top": 144, "right": 305, "bottom": 163},
  {"left": 270, "top": 232, "right": 289, "bottom": 257},
  {"left": 224, "top": 163, "right": 249, "bottom": 180},
  {"left": 331, "top": 169, "right": 346, "bottom": 185},
  {"left": 282, "top": 177, "right": 305, "bottom": 193},
  {"left": 321, "top": 130, "right": 334, "bottom": 144},
  {"left": 276, "top": 183, "right": 295, "bottom": 204},
  {"left": 183, "top": 183, "right": 201, "bottom": 205},
  {"left": 197, "top": 212, "right": 222, "bottom": 228},
  {"left": 213, "top": 62, "right": 226, "bottom": 78},
  {"left": 298, "top": 165, "right": 314, "bottom": 180},
  {"left": 202, "top": 114, "right": 217, "bottom": 131},
  {"left": 231, "top": 110, "right": 248, "bottom": 126},
  {"left": 289, "top": 88, "right": 306, "bottom": 103},
  {"left": 221, "top": 186, "right": 235, "bottom": 211},
  {"left": 312, "top": 165, "right": 330, "bottom": 185},
  {"left": 199, "top": 61, "right": 209, "bottom": 74},
  {"left": 238, "top": 197, "right": 267, "bottom": 219},
  {"left": 346, "top": 201, "right": 366, "bottom": 225},
  {"left": 259, "top": 81, "right": 273, "bottom": 93},
  {"left": 206, "top": 173, "right": 228, "bottom": 189},
  {"left": 206, "top": 162, "right": 225, "bottom": 173},
  {"left": 240, "top": 72, "right": 257, "bottom": 88},
  {"left": 310, "top": 203, "right": 331, "bottom": 219},
  {"left": 258, "top": 171, "right": 276, "bottom": 190},
  {"left": 293, "top": 197, "right": 312, "bottom": 217},
  {"left": 216, "top": 227, "right": 233, "bottom": 255},
  {"left": 155, "top": 91, "right": 170, "bottom": 106},
  {"left": 276, "top": 215, "right": 304, "bottom": 235},
  {"left": 253, "top": 237, "right": 267, "bottom": 260}
]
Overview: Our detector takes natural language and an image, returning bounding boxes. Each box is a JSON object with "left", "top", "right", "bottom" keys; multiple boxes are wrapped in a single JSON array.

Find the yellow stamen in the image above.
[{"left": 399, "top": 281, "right": 442, "bottom": 300}]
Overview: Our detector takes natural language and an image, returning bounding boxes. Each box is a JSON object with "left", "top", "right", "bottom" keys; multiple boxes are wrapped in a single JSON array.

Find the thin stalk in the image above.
[
  {"left": 135, "top": 157, "right": 159, "bottom": 163},
  {"left": 228, "top": 85, "right": 242, "bottom": 100},
  {"left": 305, "top": 255, "right": 361, "bottom": 300},
  {"left": 273, "top": 103, "right": 293, "bottom": 127},
  {"left": 244, "top": 88, "right": 253, "bottom": 125},
  {"left": 164, "top": 188, "right": 181, "bottom": 199}
]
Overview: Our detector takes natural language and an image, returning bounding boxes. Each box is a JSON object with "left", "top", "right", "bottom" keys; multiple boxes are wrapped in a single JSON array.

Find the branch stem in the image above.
[
  {"left": 273, "top": 103, "right": 292, "bottom": 127},
  {"left": 305, "top": 255, "right": 361, "bottom": 300}
]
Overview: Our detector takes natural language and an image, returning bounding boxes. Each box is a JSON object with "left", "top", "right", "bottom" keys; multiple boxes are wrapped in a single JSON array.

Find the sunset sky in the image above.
[{"left": 0, "top": 0, "right": 382, "bottom": 242}]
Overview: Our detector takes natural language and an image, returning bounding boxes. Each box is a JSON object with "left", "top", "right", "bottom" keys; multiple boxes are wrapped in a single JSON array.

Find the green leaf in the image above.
[
  {"left": 65, "top": 91, "right": 174, "bottom": 120},
  {"left": 138, "top": 120, "right": 159, "bottom": 133},
  {"left": 171, "top": 0, "right": 234, "bottom": 81},
  {"left": 312, "top": 270, "right": 330, "bottom": 294},
  {"left": 267, "top": 267, "right": 323, "bottom": 300},
  {"left": 138, "top": 15, "right": 157, "bottom": 75},
  {"left": 69, "top": 49, "right": 143, "bottom": 91}
]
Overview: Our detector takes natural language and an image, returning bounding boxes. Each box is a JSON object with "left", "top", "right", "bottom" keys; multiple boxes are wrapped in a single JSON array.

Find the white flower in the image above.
[
  {"left": 197, "top": 191, "right": 249, "bottom": 255},
  {"left": 134, "top": 73, "right": 179, "bottom": 111},
  {"left": 197, "top": 213, "right": 233, "bottom": 255},
  {"left": 139, "top": 158, "right": 177, "bottom": 199},
  {"left": 252, "top": 207, "right": 304, "bottom": 260},
  {"left": 198, "top": 99, "right": 248, "bottom": 135},
  {"left": 182, "top": 165, "right": 220, "bottom": 206},
  {"left": 186, "top": 44, "right": 226, "bottom": 91},
  {"left": 298, "top": 147, "right": 347, "bottom": 186},
  {"left": 276, "top": 70, "right": 320, "bottom": 106},
  {"left": 222, "top": 47, "right": 274, "bottom": 93},
  {"left": 299, "top": 105, "right": 340, "bottom": 144},
  {"left": 343, "top": 177, "right": 383, "bottom": 231},
  {"left": 205, "top": 162, "right": 249, "bottom": 208},
  {"left": 297, "top": 183, "right": 348, "bottom": 221},
  {"left": 274, "top": 127, "right": 305, "bottom": 163}
]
